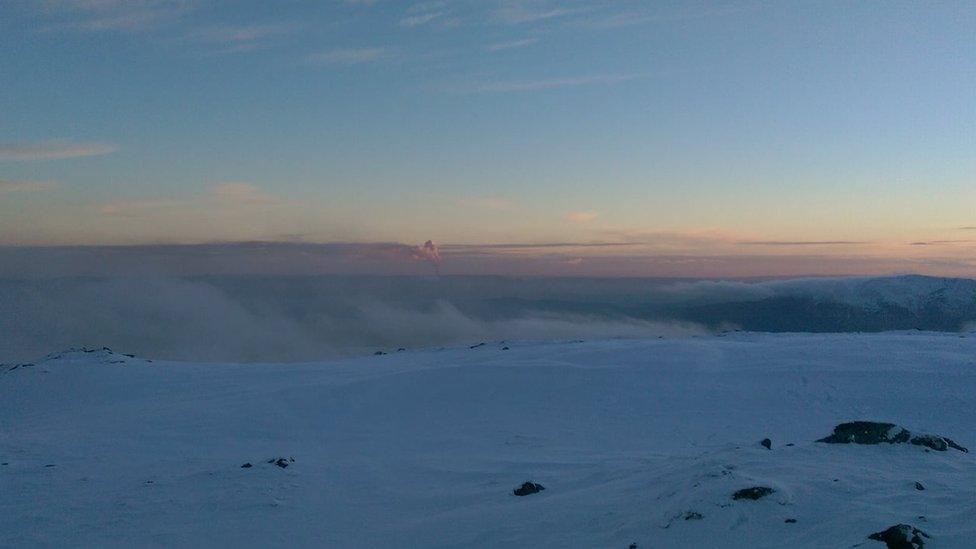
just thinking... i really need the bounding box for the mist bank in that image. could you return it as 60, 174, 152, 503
2, 274, 975, 363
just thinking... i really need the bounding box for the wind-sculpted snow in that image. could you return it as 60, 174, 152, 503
2, 333, 974, 547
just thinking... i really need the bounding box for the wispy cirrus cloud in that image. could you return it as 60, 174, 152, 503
97, 198, 185, 216
910, 240, 976, 246
492, 2, 586, 24
96, 182, 282, 216
306, 47, 392, 66
580, 4, 757, 30
400, 11, 444, 27
40, 0, 197, 32
0, 179, 59, 193
187, 23, 297, 54
487, 37, 538, 51
211, 182, 281, 205
740, 240, 870, 247
456, 196, 513, 210
0, 140, 117, 162
463, 73, 639, 93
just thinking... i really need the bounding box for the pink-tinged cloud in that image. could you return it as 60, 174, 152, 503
457, 196, 513, 210
211, 182, 279, 204
0, 179, 58, 193
345, 241, 441, 267
0, 140, 117, 161
565, 211, 598, 223
414, 240, 442, 264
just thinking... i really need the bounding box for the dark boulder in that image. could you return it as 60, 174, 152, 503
868, 524, 929, 548
760, 438, 772, 450
914, 481, 924, 491
241, 463, 252, 468
732, 486, 774, 500
513, 482, 545, 496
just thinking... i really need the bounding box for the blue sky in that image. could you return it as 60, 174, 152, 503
1, 1, 975, 276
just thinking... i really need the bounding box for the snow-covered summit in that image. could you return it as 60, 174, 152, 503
2, 333, 974, 547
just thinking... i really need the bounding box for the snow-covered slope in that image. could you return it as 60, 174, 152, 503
2, 334, 974, 548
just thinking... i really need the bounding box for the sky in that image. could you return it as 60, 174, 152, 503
1, 0, 975, 277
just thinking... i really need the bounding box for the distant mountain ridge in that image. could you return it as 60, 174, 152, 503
667, 275, 976, 333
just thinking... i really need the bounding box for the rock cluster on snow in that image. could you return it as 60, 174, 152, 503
817, 421, 968, 452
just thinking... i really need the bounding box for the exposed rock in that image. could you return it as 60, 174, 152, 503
817, 421, 909, 444
373, 351, 386, 356
267, 457, 292, 468
683, 511, 703, 520
469, 342, 486, 349
909, 433, 968, 453
760, 438, 772, 450
241, 463, 252, 468
868, 524, 929, 548
732, 486, 774, 500
817, 421, 968, 452
502, 346, 510, 351
914, 481, 924, 491
513, 481, 544, 496
785, 518, 797, 523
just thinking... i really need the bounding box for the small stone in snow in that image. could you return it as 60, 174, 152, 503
914, 481, 925, 491
513, 482, 544, 496
732, 486, 774, 500
241, 463, 253, 468
274, 458, 290, 468
785, 518, 797, 523
683, 511, 703, 520
761, 438, 772, 450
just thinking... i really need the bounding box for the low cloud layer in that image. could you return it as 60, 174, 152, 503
0, 276, 705, 363
2, 273, 975, 364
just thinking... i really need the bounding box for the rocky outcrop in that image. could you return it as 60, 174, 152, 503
868, 524, 929, 548
817, 422, 967, 452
